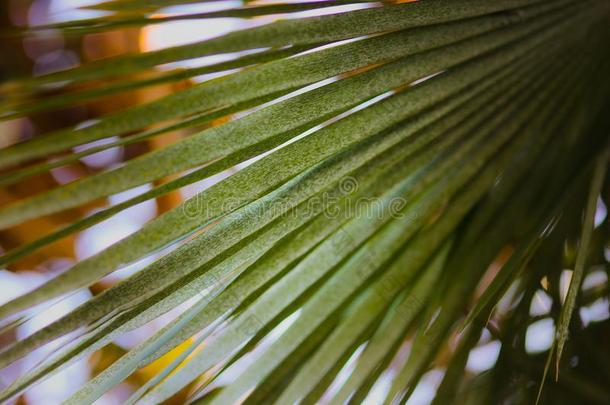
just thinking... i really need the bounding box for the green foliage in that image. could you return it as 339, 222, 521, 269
0, 0, 609, 403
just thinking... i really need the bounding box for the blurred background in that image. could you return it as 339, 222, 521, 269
0, 1, 608, 404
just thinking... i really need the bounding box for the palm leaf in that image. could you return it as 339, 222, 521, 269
1, 0, 609, 403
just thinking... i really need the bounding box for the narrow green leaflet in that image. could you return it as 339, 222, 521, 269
555, 146, 610, 373
0, 46, 313, 120
27, 1, 376, 36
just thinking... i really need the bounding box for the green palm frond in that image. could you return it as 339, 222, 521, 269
0, 0, 609, 403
